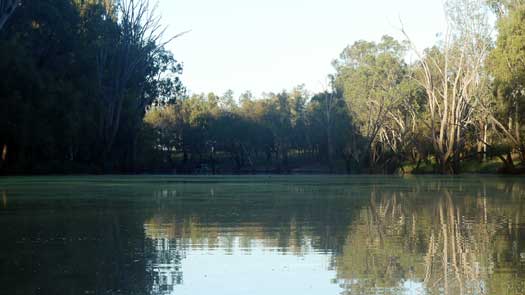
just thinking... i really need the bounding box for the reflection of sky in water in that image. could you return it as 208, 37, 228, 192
145, 231, 340, 295
145, 233, 432, 295
179, 245, 339, 295
2, 176, 525, 295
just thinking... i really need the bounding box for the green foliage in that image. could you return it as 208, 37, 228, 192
143, 87, 357, 173
490, 3, 525, 112
487, 1, 525, 167
333, 36, 423, 172
1, 0, 524, 174
0, 0, 183, 173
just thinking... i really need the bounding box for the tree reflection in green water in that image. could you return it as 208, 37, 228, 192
0, 176, 524, 295
334, 181, 525, 295
142, 177, 525, 295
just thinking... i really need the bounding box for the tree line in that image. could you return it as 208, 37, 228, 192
0, 0, 184, 173
1, 0, 524, 174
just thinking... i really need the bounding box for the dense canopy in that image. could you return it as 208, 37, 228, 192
0, 0, 524, 174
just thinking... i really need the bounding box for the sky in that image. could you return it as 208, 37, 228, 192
157, 0, 447, 97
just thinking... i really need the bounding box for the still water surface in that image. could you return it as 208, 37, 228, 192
0, 175, 524, 295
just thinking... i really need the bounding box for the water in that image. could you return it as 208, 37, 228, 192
0, 175, 524, 295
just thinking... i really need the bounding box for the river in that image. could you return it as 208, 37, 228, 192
1, 175, 524, 294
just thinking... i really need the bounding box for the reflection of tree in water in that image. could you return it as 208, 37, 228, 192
140, 181, 363, 294
142, 178, 525, 295
145, 182, 359, 256
142, 213, 326, 295
335, 181, 525, 295
144, 217, 185, 295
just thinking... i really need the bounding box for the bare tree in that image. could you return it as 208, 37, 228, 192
403, 0, 492, 173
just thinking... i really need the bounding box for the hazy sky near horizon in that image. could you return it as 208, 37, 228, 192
158, 0, 447, 97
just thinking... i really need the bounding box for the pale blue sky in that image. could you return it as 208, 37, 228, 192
158, 0, 447, 97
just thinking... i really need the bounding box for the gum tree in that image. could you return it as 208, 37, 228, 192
403, 0, 492, 173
